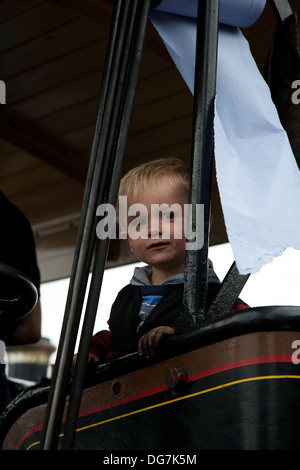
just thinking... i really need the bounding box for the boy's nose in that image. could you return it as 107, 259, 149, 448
149, 216, 162, 239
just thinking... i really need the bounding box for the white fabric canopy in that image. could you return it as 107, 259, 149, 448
151, 0, 300, 274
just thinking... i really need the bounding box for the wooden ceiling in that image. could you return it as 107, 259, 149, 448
0, 0, 298, 283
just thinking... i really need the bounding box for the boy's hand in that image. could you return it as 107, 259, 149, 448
71, 352, 100, 379
138, 326, 175, 358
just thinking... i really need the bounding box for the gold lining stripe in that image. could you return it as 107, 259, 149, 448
26, 374, 300, 450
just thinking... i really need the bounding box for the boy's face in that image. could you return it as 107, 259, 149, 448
121, 176, 188, 277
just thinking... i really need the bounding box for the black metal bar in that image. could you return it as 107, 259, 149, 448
270, 0, 293, 24
207, 262, 250, 321
40, 0, 128, 450
183, 0, 220, 323
61, 0, 152, 450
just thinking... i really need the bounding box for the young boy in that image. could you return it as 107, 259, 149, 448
73, 157, 248, 372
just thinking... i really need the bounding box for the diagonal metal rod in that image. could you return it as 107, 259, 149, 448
183, 0, 220, 323
40, 0, 132, 450
61, 0, 153, 450
269, 0, 293, 24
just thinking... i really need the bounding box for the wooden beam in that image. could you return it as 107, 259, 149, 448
0, 107, 87, 184
48, 0, 113, 27
48, 0, 171, 61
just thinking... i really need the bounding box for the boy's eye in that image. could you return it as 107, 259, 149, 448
137, 219, 146, 228
162, 212, 175, 222
133, 217, 147, 229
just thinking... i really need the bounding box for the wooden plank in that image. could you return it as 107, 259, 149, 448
122, 139, 192, 175
1, 17, 106, 80
131, 90, 193, 134
0, 1, 77, 53
17, 62, 174, 127
126, 114, 193, 160
6, 41, 106, 103
0, 108, 87, 183
58, 125, 94, 153
7, 40, 170, 105
49, 0, 113, 27
0, 137, 21, 155
13, 64, 185, 156
0, 163, 67, 199
33, 98, 99, 135
58, 89, 192, 153
135, 67, 188, 107
78, 139, 192, 168
49, 0, 172, 62
11, 68, 103, 119
0, 149, 41, 179
0, 0, 44, 24
16, 180, 84, 224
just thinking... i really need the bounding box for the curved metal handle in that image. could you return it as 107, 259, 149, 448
0, 263, 38, 325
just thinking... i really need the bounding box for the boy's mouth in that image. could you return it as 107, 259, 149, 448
148, 241, 170, 250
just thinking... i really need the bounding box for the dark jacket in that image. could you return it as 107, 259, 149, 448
90, 282, 248, 359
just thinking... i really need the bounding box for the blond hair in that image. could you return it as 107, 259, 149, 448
119, 157, 190, 200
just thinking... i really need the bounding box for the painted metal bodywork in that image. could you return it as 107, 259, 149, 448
1, 306, 300, 450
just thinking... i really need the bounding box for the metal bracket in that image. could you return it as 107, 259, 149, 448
206, 262, 250, 321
